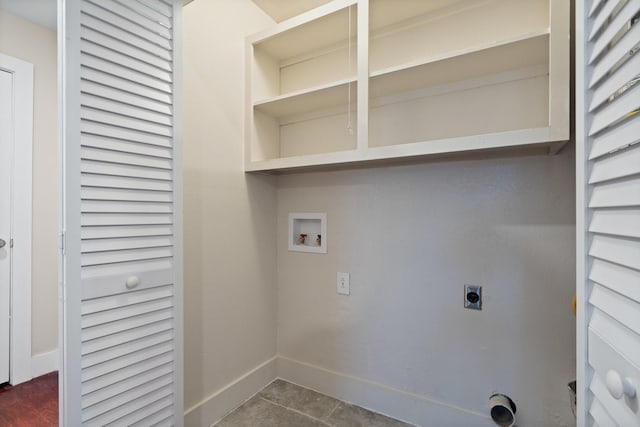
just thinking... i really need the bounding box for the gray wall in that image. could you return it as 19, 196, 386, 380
183, 0, 277, 412
276, 149, 576, 426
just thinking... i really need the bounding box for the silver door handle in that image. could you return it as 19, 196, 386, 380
0, 238, 5, 248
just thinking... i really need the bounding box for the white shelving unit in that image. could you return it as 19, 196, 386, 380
245, 0, 569, 172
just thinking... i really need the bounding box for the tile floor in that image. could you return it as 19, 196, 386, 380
214, 379, 413, 427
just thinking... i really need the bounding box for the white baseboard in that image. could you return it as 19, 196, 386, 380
184, 356, 277, 427
277, 356, 494, 427
184, 355, 495, 427
31, 349, 58, 378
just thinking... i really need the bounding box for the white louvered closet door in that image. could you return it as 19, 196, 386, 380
60, 0, 183, 425
576, 0, 640, 426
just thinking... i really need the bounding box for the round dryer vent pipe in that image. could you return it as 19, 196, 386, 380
488, 394, 517, 427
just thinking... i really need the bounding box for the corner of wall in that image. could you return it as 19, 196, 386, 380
276, 356, 494, 427
31, 350, 59, 379
184, 357, 277, 427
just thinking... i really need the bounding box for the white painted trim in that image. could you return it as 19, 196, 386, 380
0, 52, 34, 386
184, 357, 278, 427
547, 0, 570, 141
59, 1, 84, 425
277, 356, 494, 427
31, 350, 59, 378
172, 1, 185, 424
574, 2, 590, 425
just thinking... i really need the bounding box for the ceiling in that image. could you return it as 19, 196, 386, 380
0, 0, 331, 32
251, 0, 332, 23
0, 0, 57, 30
0, 0, 196, 31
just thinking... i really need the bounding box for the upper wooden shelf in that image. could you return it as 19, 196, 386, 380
249, 0, 357, 61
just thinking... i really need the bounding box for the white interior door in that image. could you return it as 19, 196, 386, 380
576, 0, 640, 425
60, 0, 183, 425
0, 68, 12, 385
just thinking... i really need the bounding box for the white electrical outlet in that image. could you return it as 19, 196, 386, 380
337, 272, 350, 295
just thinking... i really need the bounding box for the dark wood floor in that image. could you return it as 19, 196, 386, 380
0, 372, 58, 426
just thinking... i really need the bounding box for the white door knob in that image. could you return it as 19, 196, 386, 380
126, 275, 140, 289
605, 370, 636, 399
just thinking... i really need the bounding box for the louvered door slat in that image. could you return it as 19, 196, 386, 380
81, 134, 173, 157
81, 146, 173, 169
85, 0, 172, 39
82, 364, 174, 408
81, 60, 173, 97
81, 247, 173, 267
589, 235, 640, 270
590, 258, 640, 302
82, 121, 173, 146
81, 57, 172, 95
589, 0, 640, 62
80, 13, 172, 64
137, 0, 173, 18
93, 390, 174, 427
578, 0, 640, 424
589, 111, 640, 158
590, 22, 640, 88
81, 187, 173, 202
589, 143, 640, 182
590, 309, 640, 366
82, 322, 173, 357
81, 1, 172, 49
81, 94, 172, 126
82, 330, 174, 368
82, 200, 173, 214
82, 298, 173, 328
62, 0, 182, 424
119, 396, 175, 427
81, 163, 173, 182
589, 0, 623, 39
82, 324, 173, 362
82, 378, 173, 424
589, 177, 640, 207
590, 285, 640, 335
81, 213, 172, 226
588, 83, 640, 135
81, 108, 172, 137
589, 209, 640, 237
589, 49, 640, 111
82, 285, 174, 313
82, 38, 171, 82
590, 0, 606, 16
80, 37, 172, 82
113, 0, 173, 29
82, 224, 173, 239
81, 81, 172, 115
81, 174, 172, 191
82, 353, 173, 394
82, 236, 173, 253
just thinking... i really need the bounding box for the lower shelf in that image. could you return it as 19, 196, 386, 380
244, 127, 568, 173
